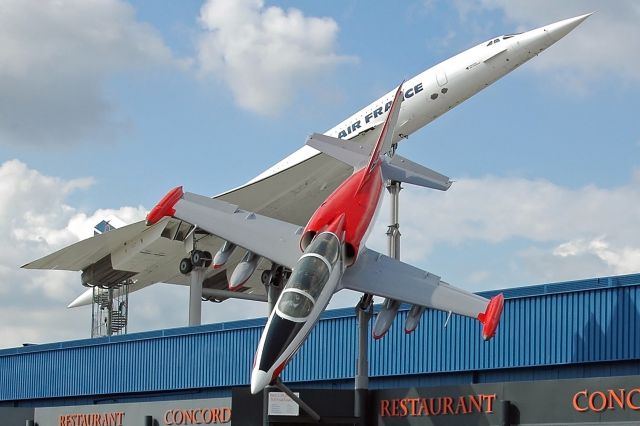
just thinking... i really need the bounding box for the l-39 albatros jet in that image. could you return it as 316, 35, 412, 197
146, 83, 503, 393
24, 14, 590, 344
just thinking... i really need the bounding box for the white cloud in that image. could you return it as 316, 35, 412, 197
452, 0, 640, 87
0, 0, 178, 146
0, 160, 146, 348
196, 0, 355, 114
367, 171, 640, 287
553, 237, 640, 275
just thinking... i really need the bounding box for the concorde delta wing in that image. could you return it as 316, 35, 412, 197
171, 192, 303, 271
339, 248, 489, 320
22, 220, 150, 271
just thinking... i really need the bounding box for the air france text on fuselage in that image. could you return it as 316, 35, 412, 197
337, 82, 424, 139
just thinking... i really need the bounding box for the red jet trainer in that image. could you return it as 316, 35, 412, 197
147, 84, 504, 394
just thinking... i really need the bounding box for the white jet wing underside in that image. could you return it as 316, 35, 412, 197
340, 248, 489, 319
173, 193, 303, 270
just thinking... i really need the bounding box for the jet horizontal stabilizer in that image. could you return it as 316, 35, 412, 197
306, 133, 370, 170
381, 155, 452, 191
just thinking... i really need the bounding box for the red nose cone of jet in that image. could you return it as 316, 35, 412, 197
146, 186, 183, 225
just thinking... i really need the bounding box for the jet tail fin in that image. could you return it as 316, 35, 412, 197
305, 81, 404, 173
364, 83, 404, 172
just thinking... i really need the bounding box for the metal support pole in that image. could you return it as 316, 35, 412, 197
387, 180, 401, 260
262, 276, 283, 425
274, 379, 321, 422
188, 267, 205, 326
354, 298, 372, 421
355, 304, 371, 390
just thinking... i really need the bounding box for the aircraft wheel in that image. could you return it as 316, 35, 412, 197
191, 250, 204, 267
203, 251, 213, 268
261, 270, 271, 285
179, 258, 193, 275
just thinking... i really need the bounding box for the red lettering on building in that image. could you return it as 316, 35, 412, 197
58, 412, 125, 426
418, 398, 429, 416
163, 408, 231, 425
484, 394, 496, 413
442, 397, 454, 415
380, 400, 391, 417
379, 394, 497, 418
589, 391, 607, 412
468, 394, 483, 413
455, 396, 468, 414
608, 389, 625, 410
573, 390, 588, 412
628, 389, 640, 410
573, 387, 640, 413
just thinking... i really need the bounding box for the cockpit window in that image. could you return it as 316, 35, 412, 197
287, 256, 330, 299
503, 35, 514, 40
487, 40, 493, 46
305, 232, 340, 264
278, 291, 313, 319
494, 38, 500, 43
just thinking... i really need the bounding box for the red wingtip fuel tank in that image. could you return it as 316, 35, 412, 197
478, 293, 505, 340
146, 186, 184, 225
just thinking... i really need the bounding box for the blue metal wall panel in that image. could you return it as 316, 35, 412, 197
1, 273, 639, 402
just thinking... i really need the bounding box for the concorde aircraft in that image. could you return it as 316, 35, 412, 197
23, 13, 591, 335
145, 84, 505, 393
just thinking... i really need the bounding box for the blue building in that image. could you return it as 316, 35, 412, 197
1, 273, 639, 425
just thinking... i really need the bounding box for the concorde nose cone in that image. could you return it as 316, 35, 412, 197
251, 369, 271, 394
543, 13, 593, 42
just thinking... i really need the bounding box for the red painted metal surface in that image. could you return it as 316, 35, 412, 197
478, 293, 505, 340
145, 186, 184, 225
304, 166, 383, 264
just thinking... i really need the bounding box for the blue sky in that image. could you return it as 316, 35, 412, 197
0, 0, 639, 348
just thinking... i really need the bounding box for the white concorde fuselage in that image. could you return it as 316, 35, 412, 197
245, 13, 591, 187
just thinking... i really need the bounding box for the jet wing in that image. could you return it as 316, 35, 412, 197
339, 248, 489, 319
171, 192, 303, 270
23, 220, 151, 271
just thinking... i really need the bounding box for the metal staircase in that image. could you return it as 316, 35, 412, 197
91, 282, 129, 337
88, 218, 131, 338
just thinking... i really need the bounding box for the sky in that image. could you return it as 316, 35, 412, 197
0, 0, 639, 349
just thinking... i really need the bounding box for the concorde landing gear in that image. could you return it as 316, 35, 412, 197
179, 249, 212, 275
